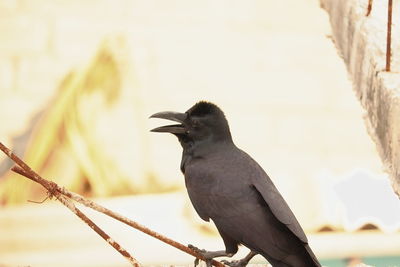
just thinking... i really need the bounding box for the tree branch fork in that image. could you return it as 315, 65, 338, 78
0, 142, 226, 267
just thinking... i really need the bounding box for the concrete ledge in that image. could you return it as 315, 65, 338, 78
321, 0, 400, 196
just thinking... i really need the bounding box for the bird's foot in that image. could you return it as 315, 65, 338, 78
189, 244, 213, 267
221, 251, 257, 267
221, 259, 249, 267
188, 244, 232, 267
188, 244, 207, 256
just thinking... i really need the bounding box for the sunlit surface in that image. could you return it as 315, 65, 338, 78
0, 0, 399, 266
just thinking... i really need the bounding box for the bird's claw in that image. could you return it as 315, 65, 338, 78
193, 257, 212, 267
189, 244, 207, 254
189, 244, 213, 267
221, 259, 248, 267
194, 257, 200, 267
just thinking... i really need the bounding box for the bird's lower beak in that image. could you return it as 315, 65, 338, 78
149, 111, 187, 134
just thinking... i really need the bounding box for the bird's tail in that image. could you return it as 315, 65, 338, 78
260, 244, 321, 267
304, 243, 321, 267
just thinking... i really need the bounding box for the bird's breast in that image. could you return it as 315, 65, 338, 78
183, 154, 262, 219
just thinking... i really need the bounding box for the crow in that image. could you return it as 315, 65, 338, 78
150, 101, 321, 267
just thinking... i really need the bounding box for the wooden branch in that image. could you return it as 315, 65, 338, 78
1, 142, 226, 267
53, 193, 140, 267
0, 142, 141, 267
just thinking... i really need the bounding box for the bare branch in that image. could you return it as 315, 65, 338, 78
55, 193, 141, 267
0, 142, 140, 267
12, 165, 226, 267
1, 142, 226, 267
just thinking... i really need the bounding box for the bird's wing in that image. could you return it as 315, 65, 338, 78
185, 178, 256, 222
185, 148, 308, 244
185, 158, 261, 222
252, 173, 308, 243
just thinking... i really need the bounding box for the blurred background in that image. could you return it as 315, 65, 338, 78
0, 0, 399, 266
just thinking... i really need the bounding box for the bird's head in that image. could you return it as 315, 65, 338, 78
150, 101, 233, 145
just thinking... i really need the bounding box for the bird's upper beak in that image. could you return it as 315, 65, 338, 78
149, 111, 187, 134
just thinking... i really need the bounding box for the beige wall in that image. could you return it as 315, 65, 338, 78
0, 0, 389, 229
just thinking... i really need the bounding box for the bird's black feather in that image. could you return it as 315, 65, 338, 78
150, 101, 321, 267
187, 101, 226, 118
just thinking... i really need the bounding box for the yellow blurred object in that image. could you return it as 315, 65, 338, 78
0, 40, 164, 204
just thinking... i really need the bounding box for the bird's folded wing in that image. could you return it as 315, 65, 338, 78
252, 178, 308, 244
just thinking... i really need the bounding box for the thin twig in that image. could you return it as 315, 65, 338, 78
386, 0, 393, 72
0, 142, 140, 267
27, 195, 50, 204
1, 142, 226, 267
12, 165, 226, 267
55, 194, 140, 267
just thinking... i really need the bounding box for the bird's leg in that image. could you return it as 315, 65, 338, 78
221, 251, 258, 267
188, 244, 234, 267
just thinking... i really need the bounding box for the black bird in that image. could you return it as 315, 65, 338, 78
150, 101, 321, 267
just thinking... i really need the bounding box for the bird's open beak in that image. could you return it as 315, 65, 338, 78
149, 111, 187, 134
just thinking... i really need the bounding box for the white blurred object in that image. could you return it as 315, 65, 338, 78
334, 169, 400, 233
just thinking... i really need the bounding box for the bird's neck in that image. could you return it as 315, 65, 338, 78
185, 139, 234, 158
179, 138, 234, 173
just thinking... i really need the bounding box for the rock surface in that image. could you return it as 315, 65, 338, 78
321, 0, 400, 196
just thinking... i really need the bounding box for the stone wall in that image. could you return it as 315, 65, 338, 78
321, 0, 400, 196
